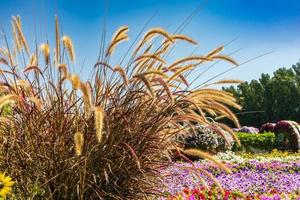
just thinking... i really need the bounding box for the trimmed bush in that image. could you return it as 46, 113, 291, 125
232, 132, 276, 152
274, 120, 300, 150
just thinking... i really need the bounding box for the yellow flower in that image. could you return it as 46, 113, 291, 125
0, 173, 14, 199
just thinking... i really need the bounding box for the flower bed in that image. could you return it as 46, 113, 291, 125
160, 151, 300, 199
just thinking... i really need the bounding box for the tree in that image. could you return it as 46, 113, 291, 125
223, 61, 300, 127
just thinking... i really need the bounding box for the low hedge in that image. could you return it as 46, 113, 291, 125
233, 132, 276, 152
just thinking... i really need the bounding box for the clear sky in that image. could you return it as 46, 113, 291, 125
0, 0, 299, 84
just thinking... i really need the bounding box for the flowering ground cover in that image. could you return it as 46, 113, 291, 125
160, 151, 300, 200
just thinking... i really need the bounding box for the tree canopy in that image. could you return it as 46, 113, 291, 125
223, 61, 300, 127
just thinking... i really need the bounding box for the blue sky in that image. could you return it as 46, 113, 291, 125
0, 0, 300, 84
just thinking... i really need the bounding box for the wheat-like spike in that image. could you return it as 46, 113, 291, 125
113, 66, 129, 86
55, 15, 60, 64
203, 101, 240, 127
106, 34, 129, 57
206, 45, 224, 57
70, 74, 81, 90
152, 78, 173, 103
143, 28, 173, 42
0, 94, 20, 108
134, 70, 167, 79
62, 35, 75, 63
134, 74, 154, 96
0, 58, 9, 66
204, 96, 241, 110
0, 48, 14, 66
202, 79, 243, 88
74, 132, 84, 156
168, 56, 211, 70
39, 43, 50, 65
13, 16, 29, 55
11, 21, 21, 52
57, 63, 68, 80
134, 27, 174, 54
163, 67, 190, 86
29, 54, 37, 66
172, 34, 198, 45
167, 65, 194, 83
79, 82, 92, 114
27, 97, 42, 111
111, 26, 129, 42
172, 113, 205, 124
190, 89, 235, 99
134, 53, 166, 64
156, 42, 172, 56
183, 148, 231, 174
23, 65, 43, 75
95, 106, 104, 143
190, 93, 241, 110
210, 55, 238, 66
94, 62, 114, 70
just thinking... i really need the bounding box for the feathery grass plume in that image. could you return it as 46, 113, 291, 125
23, 65, 43, 75
79, 82, 92, 114
106, 27, 129, 56
0, 58, 9, 66
210, 55, 239, 66
62, 35, 75, 63
0, 94, 20, 108
134, 70, 167, 79
113, 66, 129, 86
74, 132, 84, 156
11, 21, 21, 52
12, 16, 29, 55
152, 78, 173, 103
57, 63, 68, 79
94, 106, 104, 143
39, 43, 50, 65
167, 65, 194, 83
202, 79, 242, 88
70, 74, 81, 90
55, 15, 60, 64
112, 26, 129, 41
135, 27, 174, 54
206, 45, 224, 57
183, 148, 232, 174
27, 97, 42, 111
193, 95, 242, 111
29, 54, 37, 66
172, 34, 198, 45
190, 88, 235, 100
134, 53, 166, 64
168, 56, 211, 70
134, 74, 155, 96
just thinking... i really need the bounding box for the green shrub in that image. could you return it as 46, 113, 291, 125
232, 132, 276, 152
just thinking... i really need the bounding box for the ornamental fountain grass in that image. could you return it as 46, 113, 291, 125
0, 16, 240, 199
